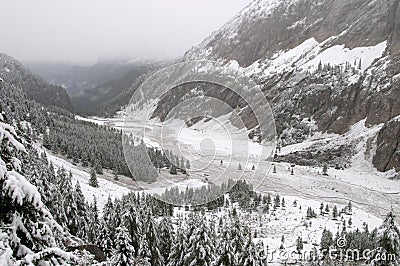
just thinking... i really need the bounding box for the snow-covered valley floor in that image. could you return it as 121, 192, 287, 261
74, 115, 400, 220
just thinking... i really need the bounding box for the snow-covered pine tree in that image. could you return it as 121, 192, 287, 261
238, 233, 262, 266
214, 228, 235, 266
347, 201, 352, 214
64, 180, 79, 235
183, 216, 215, 266
111, 226, 136, 266
230, 218, 247, 264
89, 168, 99, 187
49, 173, 68, 229
113, 170, 119, 181
158, 217, 174, 264
325, 204, 330, 214
124, 206, 141, 256
74, 181, 88, 239
111, 198, 124, 239
22, 149, 53, 209
332, 205, 338, 220
320, 229, 334, 251
139, 211, 164, 266
86, 196, 99, 243
97, 220, 113, 259
0, 118, 77, 264
374, 210, 400, 265
125, 141, 158, 183
167, 222, 187, 266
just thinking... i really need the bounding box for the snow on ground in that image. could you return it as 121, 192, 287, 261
254, 195, 382, 259
174, 193, 382, 264
161, 113, 265, 160
73, 114, 399, 219
278, 118, 400, 194
244, 38, 387, 78
75, 115, 106, 126
144, 174, 206, 195
246, 37, 320, 76
304, 41, 387, 72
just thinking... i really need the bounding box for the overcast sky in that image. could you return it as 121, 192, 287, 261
0, 0, 251, 64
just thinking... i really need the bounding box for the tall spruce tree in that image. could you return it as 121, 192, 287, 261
230, 218, 247, 264
97, 220, 113, 259
124, 206, 141, 256
183, 216, 215, 266
167, 222, 187, 266
140, 211, 164, 266
74, 181, 88, 239
214, 228, 235, 266
158, 217, 174, 264
111, 226, 136, 266
89, 168, 99, 187
375, 210, 400, 265
238, 234, 262, 266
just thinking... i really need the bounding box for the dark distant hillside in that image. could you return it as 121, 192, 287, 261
25, 61, 73, 81
0, 53, 74, 111
51, 60, 140, 96
72, 62, 160, 113
90, 74, 147, 117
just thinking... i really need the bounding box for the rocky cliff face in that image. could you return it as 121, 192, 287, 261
180, 0, 400, 173
374, 117, 400, 173
0, 53, 74, 111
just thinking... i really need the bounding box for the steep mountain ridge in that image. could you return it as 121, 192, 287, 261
181, 0, 400, 173
0, 53, 74, 111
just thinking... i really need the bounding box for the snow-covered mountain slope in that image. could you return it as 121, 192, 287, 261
184, 0, 397, 67
179, 0, 400, 175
